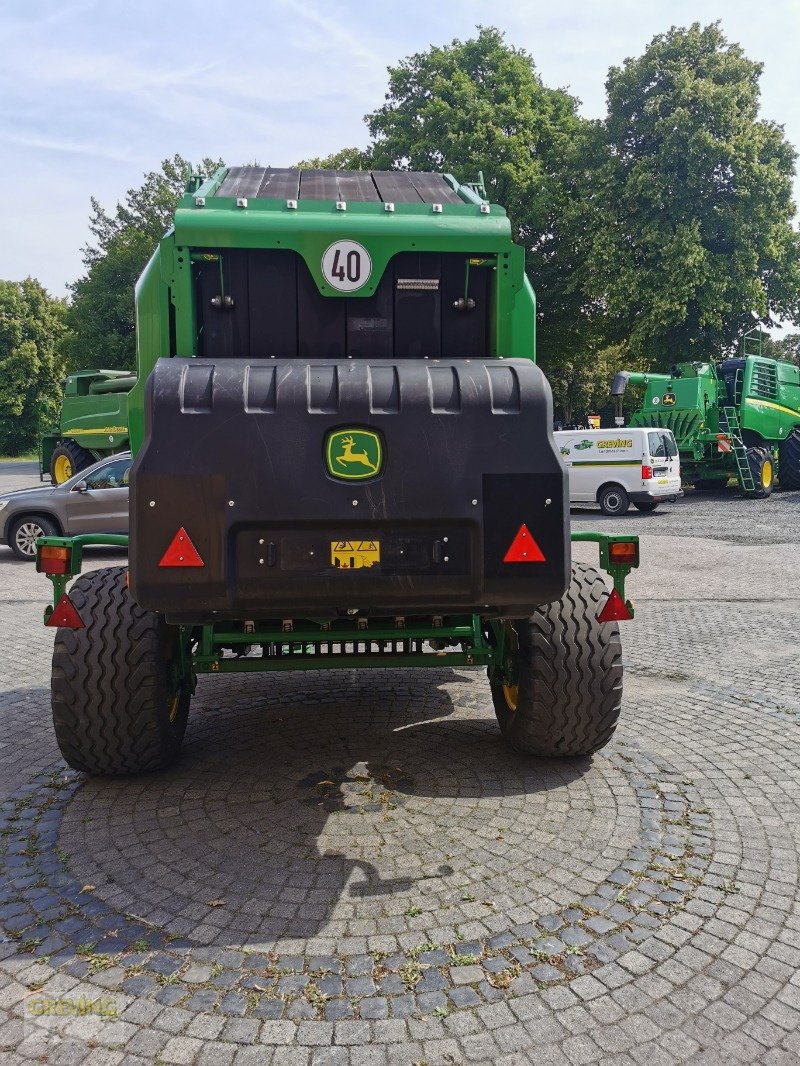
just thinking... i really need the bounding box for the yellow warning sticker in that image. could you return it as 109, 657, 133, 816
330, 540, 380, 569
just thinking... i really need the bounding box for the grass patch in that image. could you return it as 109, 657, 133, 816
0, 452, 38, 463
399, 961, 423, 989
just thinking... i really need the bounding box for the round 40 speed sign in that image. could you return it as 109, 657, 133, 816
321, 240, 372, 292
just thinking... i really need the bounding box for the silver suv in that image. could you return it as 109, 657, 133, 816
0, 453, 130, 560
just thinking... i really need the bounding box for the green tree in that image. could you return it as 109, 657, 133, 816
63, 154, 223, 372
589, 22, 800, 367
0, 279, 69, 454
763, 331, 800, 367
365, 27, 599, 375
296, 147, 373, 169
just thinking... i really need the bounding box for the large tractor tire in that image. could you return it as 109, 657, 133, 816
50, 439, 94, 484
744, 446, 774, 498
52, 566, 191, 775
490, 563, 623, 757
778, 428, 800, 490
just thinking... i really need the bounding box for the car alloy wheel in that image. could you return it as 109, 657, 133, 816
14, 520, 47, 558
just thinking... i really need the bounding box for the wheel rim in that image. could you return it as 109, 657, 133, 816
167, 694, 181, 723
14, 521, 44, 557
500, 623, 519, 712
605, 492, 621, 512
165, 628, 189, 724
53, 455, 73, 483
762, 459, 773, 489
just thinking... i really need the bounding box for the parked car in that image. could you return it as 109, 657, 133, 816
554, 428, 682, 515
0, 453, 130, 560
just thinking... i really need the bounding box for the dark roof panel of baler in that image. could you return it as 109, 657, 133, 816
213, 167, 464, 204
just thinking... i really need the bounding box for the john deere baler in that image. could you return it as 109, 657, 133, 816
38, 167, 638, 775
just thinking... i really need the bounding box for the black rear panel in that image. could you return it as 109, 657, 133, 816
130, 358, 569, 622
193, 250, 489, 361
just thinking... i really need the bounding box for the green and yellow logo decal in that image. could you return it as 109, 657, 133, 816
326, 428, 383, 481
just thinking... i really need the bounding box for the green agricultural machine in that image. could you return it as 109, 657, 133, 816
612, 336, 800, 497
37, 166, 639, 776
40, 369, 135, 483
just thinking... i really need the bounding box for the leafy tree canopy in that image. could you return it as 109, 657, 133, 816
365, 27, 601, 389
296, 147, 373, 169
63, 154, 223, 372
0, 279, 69, 454
366, 28, 582, 237
589, 22, 800, 367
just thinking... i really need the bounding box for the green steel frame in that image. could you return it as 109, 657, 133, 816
36, 532, 638, 691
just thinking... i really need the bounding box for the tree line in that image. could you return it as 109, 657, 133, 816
2, 21, 798, 453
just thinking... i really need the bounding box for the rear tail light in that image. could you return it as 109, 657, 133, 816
609, 541, 639, 566
39, 545, 71, 575
641, 465, 653, 480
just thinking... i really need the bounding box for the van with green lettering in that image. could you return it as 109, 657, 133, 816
556, 427, 682, 515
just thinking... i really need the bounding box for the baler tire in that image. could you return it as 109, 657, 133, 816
51, 566, 190, 775
633, 501, 659, 512
744, 446, 774, 498
490, 563, 623, 757
693, 479, 725, 491
778, 428, 800, 490
50, 439, 93, 484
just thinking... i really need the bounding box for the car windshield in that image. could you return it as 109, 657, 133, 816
83, 458, 132, 490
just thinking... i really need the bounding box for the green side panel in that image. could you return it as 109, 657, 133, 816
39, 434, 58, 475
739, 357, 800, 442
129, 247, 171, 456
59, 389, 131, 452
172, 200, 512, 301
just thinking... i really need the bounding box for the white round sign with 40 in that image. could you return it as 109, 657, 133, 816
321, 240, 372, 292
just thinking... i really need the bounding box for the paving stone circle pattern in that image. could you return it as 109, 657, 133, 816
0, 517, 799, 1063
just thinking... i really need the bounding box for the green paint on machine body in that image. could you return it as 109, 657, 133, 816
128, 167, 537, 456
615, 334, 800, 493
40, 370, 135, 477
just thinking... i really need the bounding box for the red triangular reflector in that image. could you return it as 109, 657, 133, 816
159, 527, 204, 568
45, 593, 84, 629
503, 523, 545, 563
598, 588, 633, 622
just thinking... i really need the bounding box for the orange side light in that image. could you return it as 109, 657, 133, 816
608, 541, 638, 565
39, 545, 70, 575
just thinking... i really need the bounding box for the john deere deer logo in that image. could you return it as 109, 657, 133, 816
326, 429, 383, 481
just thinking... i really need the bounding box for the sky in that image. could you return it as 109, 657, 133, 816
1, 0, 799, 297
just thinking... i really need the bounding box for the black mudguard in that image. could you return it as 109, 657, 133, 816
130, 358, 569, 622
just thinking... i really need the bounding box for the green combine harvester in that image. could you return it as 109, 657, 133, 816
36, 166, 639, 776
612, 334, 800, 497
41, 369, 135, 483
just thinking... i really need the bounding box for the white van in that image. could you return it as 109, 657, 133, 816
554, 427, 682, 516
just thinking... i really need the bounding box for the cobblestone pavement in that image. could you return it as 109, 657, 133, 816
0, 464, 799, 1063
